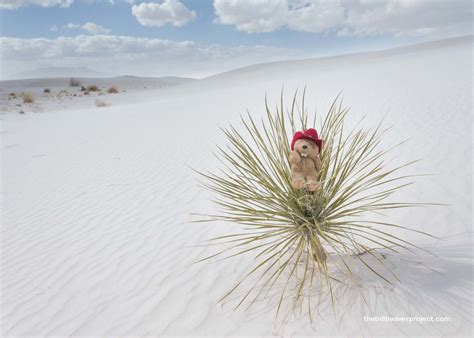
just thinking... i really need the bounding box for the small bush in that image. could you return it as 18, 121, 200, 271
95, 99, 108, 107
69, 78, 81, 87
87, 85, 100, 92
44, 88, 51, 93
198, 91, 433, 321
9, 92, 16, 97
107, 86, 118, 94
22, 93, 35, 103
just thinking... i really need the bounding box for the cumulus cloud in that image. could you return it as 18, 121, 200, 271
214, 0, 288, 33
64, 23, 81, 29
61, 22, 111, 34
82, 22, 111, 34
132, 0, 197, 27
213, 0, 472, 37
0, 0, 137, 8
0, 0, 73, 9
0, 35, 193, 61
0, 35, 300, 79
287, 0, 345, 33
339, 0, 473, 37
108, 0, 134, 4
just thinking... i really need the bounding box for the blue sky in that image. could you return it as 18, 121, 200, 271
2, 1, 393, 48
0, 0, 472, 79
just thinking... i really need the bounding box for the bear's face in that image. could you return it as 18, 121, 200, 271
294, 138, 320, 159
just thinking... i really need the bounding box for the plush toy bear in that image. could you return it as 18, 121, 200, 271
288, 128, 323, 191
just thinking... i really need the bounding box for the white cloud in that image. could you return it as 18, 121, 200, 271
339, 0, 473, 38
0, 0, 137, 9
64, 23, 81, 29
61, 22, 111, 34
0, 35, 196, 62
82, 22, 111, 34
214, 0, 288, 33
0, 35, 301, 79
0, 0, 73, 9
107, 0, 135, 4
132, 0, 197, 27
287, 0, 345, 33
213, 0, 472, 38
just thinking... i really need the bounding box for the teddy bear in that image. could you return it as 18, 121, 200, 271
288, 128, 323, 192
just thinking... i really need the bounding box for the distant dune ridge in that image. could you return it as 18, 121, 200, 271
1, 36, 472, 336
0, 75, 195, 89
11, 66, 112, 80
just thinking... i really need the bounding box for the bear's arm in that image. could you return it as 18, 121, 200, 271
288, 151, 301, 165
313, 156, 322, 172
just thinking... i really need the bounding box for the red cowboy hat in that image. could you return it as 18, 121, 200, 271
290, 128, 323, 151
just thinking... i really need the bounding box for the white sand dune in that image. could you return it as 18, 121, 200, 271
1, 36, 472, 337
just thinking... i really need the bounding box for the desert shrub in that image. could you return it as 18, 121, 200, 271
87, 85, 100, 92
43, 88, 51, 93
107, 85, 118, 94
57, 90, 68, 98
95, 99, 108, 107
198, 91, 433, 321
22, 93, 34, 103
69, 78, 81, 87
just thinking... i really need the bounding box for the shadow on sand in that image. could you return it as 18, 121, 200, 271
229, 237, 473, 336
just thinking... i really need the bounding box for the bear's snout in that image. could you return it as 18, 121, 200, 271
302, 145, 308, 149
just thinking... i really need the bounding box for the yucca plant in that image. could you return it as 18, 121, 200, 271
196, 90, 433, 322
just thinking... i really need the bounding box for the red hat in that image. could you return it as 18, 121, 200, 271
290, 128, 323, 151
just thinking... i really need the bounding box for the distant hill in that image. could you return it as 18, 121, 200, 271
0, 75, 197, 90
11, 66, 112, 80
